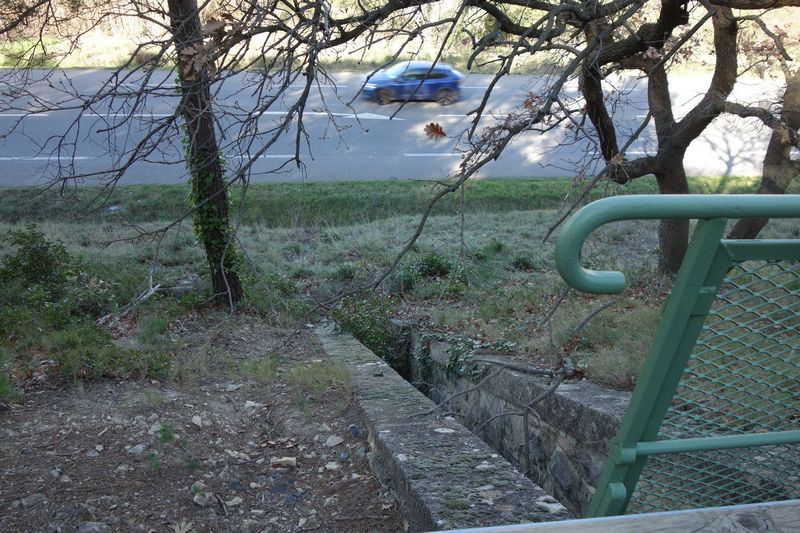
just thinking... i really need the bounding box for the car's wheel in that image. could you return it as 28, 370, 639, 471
377, 89, 393, 105
436, 89, 457, 106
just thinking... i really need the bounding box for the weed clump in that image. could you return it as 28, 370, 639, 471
332, 295, 397, 362
390, 252, 454, 293
0, 225, 169, 384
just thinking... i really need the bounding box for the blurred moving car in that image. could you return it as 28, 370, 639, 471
362, 61, 464, 105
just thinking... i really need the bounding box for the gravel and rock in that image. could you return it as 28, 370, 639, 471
0, 318, 404, 533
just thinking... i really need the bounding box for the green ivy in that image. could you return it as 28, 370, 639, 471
333, 295, 397, 361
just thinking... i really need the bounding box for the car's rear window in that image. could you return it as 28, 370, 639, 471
385, 63, 412, 78
385, 63, 452, 79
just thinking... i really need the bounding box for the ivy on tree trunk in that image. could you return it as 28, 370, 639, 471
167, 0, 243, 305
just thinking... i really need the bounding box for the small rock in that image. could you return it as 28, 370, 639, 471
127, 443, 148, 455
86, 450, 99, 458
355, 446, 367, 459
191, 415, 203, 428
49, 467, 63, 478
76, 522, 110, 533
192, 492, 214, 507
95, 445, 103, 452
324, 461, 340, 471
225, 496, 243, 507
21, 493, 48, 508
396, 454, 408, 462
244, 401, 264, 410
147, 423, 162, 435
319, 423, 332, 432
347, 424, 362, 438
224, 383, 243, 392
270, 456, 297, 468
59, 475, 72, 483
475, 461, 494, 471
434, 427, 456, 434
241, 519, 260, 532
338, 451, 350, 462
535, 495, 568, 514
324, 435, 344, 448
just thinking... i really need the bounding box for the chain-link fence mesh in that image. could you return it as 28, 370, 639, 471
629, 259, 800, 512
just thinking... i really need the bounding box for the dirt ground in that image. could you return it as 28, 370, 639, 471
0, 314, 405, 533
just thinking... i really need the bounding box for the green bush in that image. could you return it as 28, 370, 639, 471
389, 252, 453, 294
332, 295, 397, 360
510, 255, 540, 272
0, 225, 72, 287
473, 239, 506, 260
43, 322, 170, 381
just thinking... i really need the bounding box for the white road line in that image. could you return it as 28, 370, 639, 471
83, 113, 174, 118
289, 84, 346, 89
0, 156, 96, 161
461, 86, 490, 89
437, 113, 508, 118
0, 113, 50, 117
122, 84, 179, 91
403, 152, 461, 157
259, 111, 402, 121
231, 154, 295, 159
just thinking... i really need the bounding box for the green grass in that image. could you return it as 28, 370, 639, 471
0, 176, 796, 396
0, 176, 766, 227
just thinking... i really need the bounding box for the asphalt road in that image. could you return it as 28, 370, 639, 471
0, 69, 783, 186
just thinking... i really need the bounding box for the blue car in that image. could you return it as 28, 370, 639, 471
362, 61, 464, 105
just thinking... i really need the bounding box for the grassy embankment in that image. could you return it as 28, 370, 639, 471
2, 175, 794, 400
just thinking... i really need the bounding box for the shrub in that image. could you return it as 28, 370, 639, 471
473, 239, 506, 260
0, 225, 72, 288
415, 252, 452, 277
332, 295, 397, 361
389, 252, 453, 294
332, 264, 357, 281
510, 255, 540, 271
244, 271, 309, 324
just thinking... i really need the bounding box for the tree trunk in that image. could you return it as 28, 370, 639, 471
645, 8, 738, 273
655, 161, 690, 274
728, 70, 800, 239
167, 0, 243, 305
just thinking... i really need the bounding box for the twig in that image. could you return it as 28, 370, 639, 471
571, 299, 618, 337
416, 367, 503, 417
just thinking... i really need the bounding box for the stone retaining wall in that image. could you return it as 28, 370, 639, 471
316, 325, 571, 531
406, 329, 630, 515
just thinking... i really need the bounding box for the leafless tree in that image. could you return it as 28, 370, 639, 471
1, 0, 798, 308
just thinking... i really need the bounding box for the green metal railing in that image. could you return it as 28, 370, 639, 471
555, 194, 800, 517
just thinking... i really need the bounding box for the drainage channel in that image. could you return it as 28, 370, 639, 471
319, 324, 796, 530
394, 324, 796, 519
316, 325, 571, 532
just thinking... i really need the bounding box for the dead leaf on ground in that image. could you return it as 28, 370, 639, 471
424, 122, 446, 139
